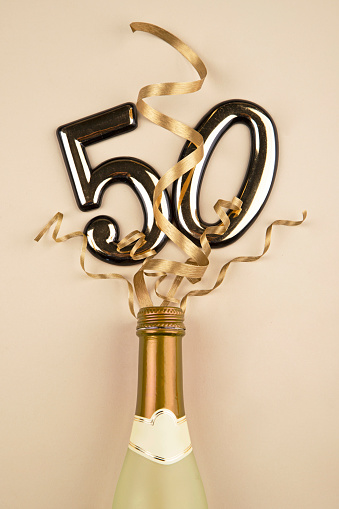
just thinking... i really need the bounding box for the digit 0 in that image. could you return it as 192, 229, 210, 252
172, 100, 278, 246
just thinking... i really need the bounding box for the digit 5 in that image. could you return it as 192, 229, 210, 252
57, 103, 171, 264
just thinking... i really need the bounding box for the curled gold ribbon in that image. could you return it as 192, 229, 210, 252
179, 211, 307, 312
129, 22, 307, 310
130, 22, 214, 307
34, 213, 137, 317
35, 23, 307, 317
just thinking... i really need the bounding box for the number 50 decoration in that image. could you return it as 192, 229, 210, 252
57, 99, 278, 265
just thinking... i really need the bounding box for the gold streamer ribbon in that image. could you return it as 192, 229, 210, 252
34, 213, 137, 317
179, 210, 307, 312
129, 22, 216, 307
35, 23, 307, 317
132, 26, 207, 249
128, 23, 307, 310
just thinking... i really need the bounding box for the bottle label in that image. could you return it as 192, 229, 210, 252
128, 408, 192, 465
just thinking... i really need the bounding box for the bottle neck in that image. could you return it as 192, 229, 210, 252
135, 307, 186, 419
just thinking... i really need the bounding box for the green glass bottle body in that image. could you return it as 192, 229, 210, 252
112, 306, 208, 508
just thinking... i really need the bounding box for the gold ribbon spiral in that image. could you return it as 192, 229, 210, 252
34, 213, 137, 317
35, 23, 307, 316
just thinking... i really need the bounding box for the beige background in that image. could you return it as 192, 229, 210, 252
1, 1, 338, 508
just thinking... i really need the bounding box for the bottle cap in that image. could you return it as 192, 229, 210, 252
136, 306, 185, 332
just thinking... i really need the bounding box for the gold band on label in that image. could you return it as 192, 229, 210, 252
128, 442, 192, 464
133, 410, 187, 425
34, 23, 307, 316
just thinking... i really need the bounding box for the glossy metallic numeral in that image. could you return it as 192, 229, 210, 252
83, 158, 171, 265
57, 103, 170, 265
173, 100, 278, 246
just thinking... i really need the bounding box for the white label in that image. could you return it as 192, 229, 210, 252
128, 408, 192, 465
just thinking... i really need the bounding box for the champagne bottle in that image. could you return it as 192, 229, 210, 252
112, 306, 208, 508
